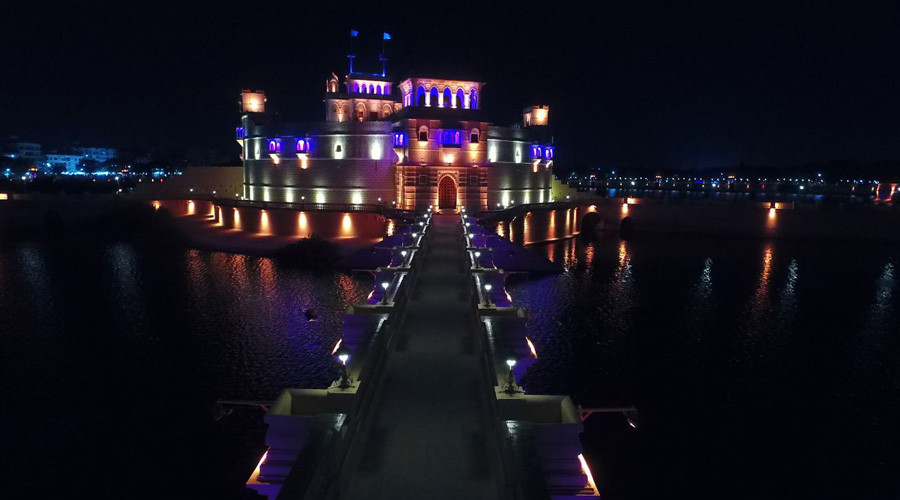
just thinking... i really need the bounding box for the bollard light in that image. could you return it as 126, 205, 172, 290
380, 281, 390, 304
411, 232, 418, 238
419, 221, 425, 227
400, 250, 407, 257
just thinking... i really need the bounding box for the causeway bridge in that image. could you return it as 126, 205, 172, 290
245, 211, 599, 500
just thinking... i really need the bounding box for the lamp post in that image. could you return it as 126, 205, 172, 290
484, 283, 492, 306
474, 251, 481, 268
504, 355, 519, 395
335, 346, 352, 390
380, 281, 390, 304
400, 250, 408, 265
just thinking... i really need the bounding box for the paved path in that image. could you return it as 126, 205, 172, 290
342, 214, 503, 500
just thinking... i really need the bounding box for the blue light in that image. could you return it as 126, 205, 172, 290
441, 130, 462, 146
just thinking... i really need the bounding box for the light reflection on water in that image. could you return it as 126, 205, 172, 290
510, 234, 900, 499
0, 240, 372, 498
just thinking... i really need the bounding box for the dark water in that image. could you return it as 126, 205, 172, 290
0, 239, 370, 499
2, 234, 898, 500
510, 235, 900, 500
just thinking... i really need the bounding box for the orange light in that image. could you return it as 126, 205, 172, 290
233, 207, 241, 229
621, 203, 629, 215
298, 212, 308, 234
246, 449, 269, 486
768, 207, 776, 219
187, 200, 195, 215
525, 337, 538, 358
386, 219, 395, 236
577, 454, 599, 496
151, 200, 160, 210
331, 338, 343, 355
341, 213, 352, 235
260, 210, 270, 234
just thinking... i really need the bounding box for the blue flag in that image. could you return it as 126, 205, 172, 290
383, 32, 391, 40
350, 29, 359, 37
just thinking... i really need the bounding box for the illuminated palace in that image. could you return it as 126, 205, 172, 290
237, 59, 555, 212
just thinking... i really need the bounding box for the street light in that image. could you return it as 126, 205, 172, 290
381, 281, 390, 304
334, 345, 352, 389
504, 354, 519, 394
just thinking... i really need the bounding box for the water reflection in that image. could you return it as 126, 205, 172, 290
508, 233, 900, 498
106, 243, 148, 331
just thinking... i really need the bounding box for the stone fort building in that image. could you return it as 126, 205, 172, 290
237, 55, 556, 212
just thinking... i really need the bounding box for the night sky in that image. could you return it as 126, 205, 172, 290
2, 1, 898, 169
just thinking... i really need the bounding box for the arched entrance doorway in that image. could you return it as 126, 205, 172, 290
438, 176, 457, 211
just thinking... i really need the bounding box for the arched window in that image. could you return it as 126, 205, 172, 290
429, 87, 438, 107
382, 104, 392, 117
381, 85, 386, 95
352, 82, 360, 93
328, 79, 337, 92
442, 88, 451, 108
470, 89, 477, 109
470, 128, 479, 143
456, 89, 464, 109
375, 85, 381, 95
416, 86, 426, 106
356, 103, 366, 122
418, 126, 428, 142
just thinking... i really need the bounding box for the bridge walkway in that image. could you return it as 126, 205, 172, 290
341, 214, 504, 500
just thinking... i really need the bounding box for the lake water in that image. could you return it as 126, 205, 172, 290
0, 238, 370, 499
1, 233, 897, 499
510, 234, 900, 500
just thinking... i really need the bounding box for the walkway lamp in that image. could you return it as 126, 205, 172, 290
484, 283, 492, 306
335, 345, 352, 389
381, 281, 390, 304
474, 251, 481, 268
504, 354, 519, 395
400, 250, 408, 265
